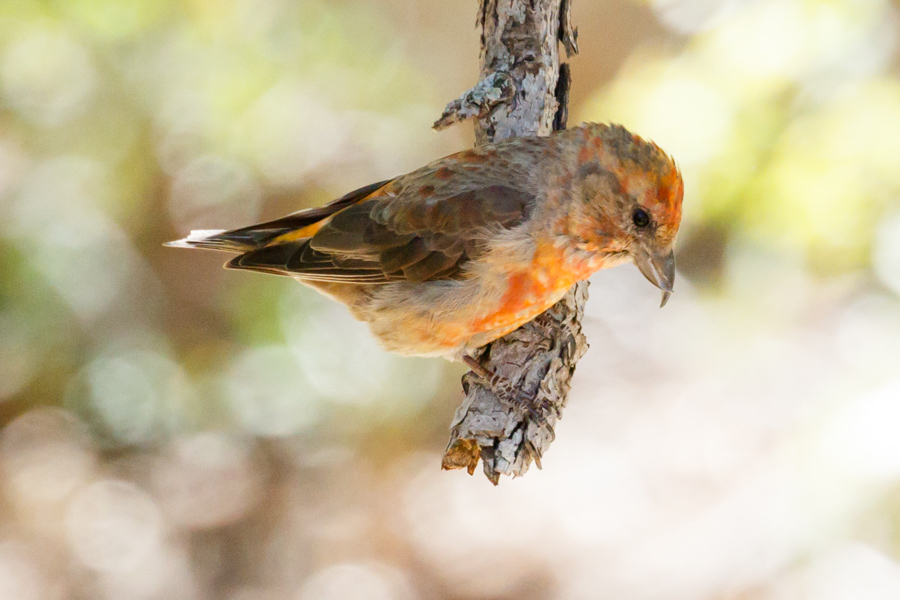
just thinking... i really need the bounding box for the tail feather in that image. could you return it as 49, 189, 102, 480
165, 178, 394, 254
164, 229, 256, 253
164, 229, 227, 249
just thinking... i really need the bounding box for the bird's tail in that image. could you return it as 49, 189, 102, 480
165, 178, 395, 254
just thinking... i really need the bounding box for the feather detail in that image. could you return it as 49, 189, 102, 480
164, 230, 231, 250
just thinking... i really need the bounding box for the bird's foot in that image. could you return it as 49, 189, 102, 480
462, 355, 554, 426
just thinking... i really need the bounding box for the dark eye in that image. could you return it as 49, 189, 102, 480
632, 208, 651, 228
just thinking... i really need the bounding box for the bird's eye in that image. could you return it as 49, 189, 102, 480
632, 208, 651, 228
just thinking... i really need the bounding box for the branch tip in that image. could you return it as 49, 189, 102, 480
433, 71, 514, 131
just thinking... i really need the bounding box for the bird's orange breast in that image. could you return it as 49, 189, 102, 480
381, 241, 610, 356
460, 242, 602, 343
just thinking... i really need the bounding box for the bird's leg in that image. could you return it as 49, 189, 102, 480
462, 355, 554, 425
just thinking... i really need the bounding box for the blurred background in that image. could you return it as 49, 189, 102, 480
2, 0, 900, 598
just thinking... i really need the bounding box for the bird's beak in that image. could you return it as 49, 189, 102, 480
632, 246, 676, 307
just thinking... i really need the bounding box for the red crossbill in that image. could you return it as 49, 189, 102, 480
168, 123, 683, 365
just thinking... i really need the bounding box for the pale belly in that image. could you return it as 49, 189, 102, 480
364, 282, 574, 359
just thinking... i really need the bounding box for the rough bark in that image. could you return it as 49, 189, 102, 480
434, 0, 584, 484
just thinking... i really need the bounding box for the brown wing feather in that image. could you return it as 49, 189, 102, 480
227, 140, 545, 282
230, 184, 534, 283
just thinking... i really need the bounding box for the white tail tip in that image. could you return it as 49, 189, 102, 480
164, 229, 226, 248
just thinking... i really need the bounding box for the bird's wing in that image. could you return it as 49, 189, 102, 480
227, 150, 539, 283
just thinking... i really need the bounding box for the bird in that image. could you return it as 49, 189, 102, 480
167, 123, 683, 378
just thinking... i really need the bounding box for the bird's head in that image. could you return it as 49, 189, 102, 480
565, 123, 684, 307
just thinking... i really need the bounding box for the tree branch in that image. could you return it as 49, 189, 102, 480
436, 0, 586, 483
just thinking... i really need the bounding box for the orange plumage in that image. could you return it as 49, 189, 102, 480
168, 123, 683, 359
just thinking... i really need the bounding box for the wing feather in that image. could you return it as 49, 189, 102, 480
227, 141, 544, 283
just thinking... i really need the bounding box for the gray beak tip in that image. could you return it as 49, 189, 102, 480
660, 290, 672, 308
633, 246, 676, 307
